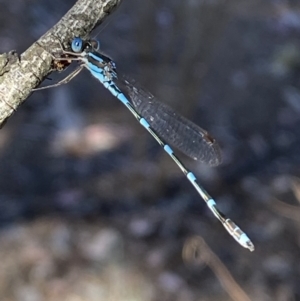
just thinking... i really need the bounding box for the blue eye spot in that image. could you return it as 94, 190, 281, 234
91, 39, 100, 51
71, 37, 83, 52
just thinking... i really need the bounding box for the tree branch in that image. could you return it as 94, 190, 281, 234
0, 0, 121, 127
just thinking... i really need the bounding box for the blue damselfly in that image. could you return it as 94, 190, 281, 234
34, 37, 254, 251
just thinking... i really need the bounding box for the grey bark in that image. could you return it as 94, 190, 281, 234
0, 0, 121, 127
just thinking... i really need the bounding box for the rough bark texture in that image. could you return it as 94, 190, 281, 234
0, 0, 121, 127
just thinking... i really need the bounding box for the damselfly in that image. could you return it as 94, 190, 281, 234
35, 37, 254, 251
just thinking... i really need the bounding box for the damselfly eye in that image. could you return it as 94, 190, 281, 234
90, 39, 100, 51
71, 37, 83, 53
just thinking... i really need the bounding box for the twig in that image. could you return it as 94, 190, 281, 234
0, 0, 121, 127
271, 198, 300, 222
183, 236, 253, 301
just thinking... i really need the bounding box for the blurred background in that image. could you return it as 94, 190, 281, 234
0, 0, 300, 300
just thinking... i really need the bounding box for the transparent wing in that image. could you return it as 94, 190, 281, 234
119, 76, 222, 166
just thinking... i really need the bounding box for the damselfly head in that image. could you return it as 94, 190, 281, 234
71, 37, 100, 53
